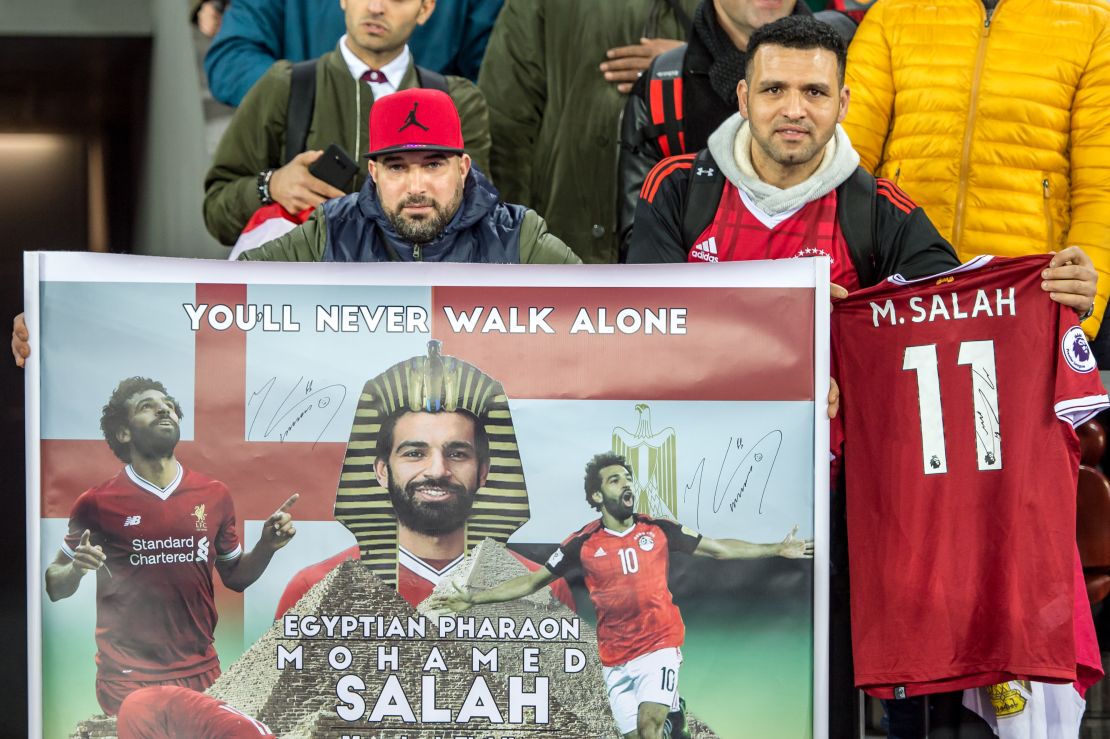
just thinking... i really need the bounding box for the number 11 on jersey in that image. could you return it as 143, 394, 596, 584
903, 340, 1002, 476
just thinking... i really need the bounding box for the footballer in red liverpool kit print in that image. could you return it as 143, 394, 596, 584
43, 376, 299, 715
430, 451, 814, 739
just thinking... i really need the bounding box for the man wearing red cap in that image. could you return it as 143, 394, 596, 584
238, 88, 580, 264
203, 0, 491, 248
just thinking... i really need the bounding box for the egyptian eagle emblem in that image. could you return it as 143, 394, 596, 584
612, 403, 677, 519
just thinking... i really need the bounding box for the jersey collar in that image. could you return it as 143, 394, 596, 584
124, 462, 183, 501
397, 545, 464, 585
889, 255, 994, 285
603, 521, 638, 537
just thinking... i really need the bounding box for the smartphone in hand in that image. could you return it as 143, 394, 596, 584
308, 144, 359, 189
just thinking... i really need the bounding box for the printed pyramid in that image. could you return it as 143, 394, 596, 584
209, 543, 620, 737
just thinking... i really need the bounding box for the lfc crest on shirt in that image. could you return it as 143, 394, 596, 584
987, 681, 1029, 717
192, 504, 208, 532
612, 403, 677, 519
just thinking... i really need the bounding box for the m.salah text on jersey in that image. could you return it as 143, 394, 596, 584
870, 288, 1016, 328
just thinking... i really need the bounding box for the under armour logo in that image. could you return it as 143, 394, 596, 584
696, 167, 715, 176
399, 103, 430, 133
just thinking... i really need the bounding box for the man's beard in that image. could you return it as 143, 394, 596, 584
385, 187, 464, 244
387, 467, 477, 536
603, 489, 635, 519
129, 418, 179, 460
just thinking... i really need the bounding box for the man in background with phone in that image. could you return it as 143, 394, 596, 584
203, 0, 490, 251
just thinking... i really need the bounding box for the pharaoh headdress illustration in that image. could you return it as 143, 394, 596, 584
333, 341, 529, 586
612, 403, 677, 519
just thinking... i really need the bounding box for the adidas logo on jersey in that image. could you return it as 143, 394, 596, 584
123, 515, 141, 527
690, 236, 718, 263
594, 547, 607, 557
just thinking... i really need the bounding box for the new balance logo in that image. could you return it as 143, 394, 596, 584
123, 515, 141, 527
690, 236, 719, 263
594, 547, 607, 557
696, 167, 715, 176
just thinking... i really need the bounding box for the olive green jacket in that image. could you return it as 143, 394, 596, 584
239, 205, 580, 264
204, 45, 491, 245
478, 0, 696, 263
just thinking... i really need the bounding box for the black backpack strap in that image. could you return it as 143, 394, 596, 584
682, 149, 725, 249
285, 59, 318, 165
414, 65, 449, 93
837, 167, 879, 288
641, 45, 688, 158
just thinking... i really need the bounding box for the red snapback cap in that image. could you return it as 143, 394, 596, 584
365, 88, 465, 159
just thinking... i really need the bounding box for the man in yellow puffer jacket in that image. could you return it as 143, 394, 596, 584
843, 0, 1110, 340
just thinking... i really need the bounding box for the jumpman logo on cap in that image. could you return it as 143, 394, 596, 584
398, 102, 430, 133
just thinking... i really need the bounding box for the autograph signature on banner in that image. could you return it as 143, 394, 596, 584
247, 376, 348, 444
685, 431, 785, 526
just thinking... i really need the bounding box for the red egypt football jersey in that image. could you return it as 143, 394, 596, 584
61, 464, 242, 681
545, 515, 701, 666
831, 254, 1109, 697
116, 686, 275, 739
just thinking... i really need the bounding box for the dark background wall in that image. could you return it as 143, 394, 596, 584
0, 34, 153, 736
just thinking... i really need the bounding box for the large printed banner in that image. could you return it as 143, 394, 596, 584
26, 253, 829, 739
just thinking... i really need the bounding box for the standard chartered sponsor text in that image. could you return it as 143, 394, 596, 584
130, 535, 204, 565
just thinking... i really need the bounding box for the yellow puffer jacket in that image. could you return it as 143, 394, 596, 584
844, 0, 1110, 334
